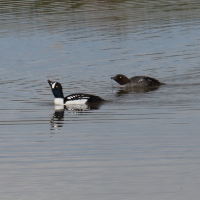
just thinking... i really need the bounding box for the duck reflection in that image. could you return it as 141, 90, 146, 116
115, 86, 160, 96
50, 108, 65, 130
50, 103, 103, 130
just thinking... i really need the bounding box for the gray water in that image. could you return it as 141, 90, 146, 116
1, 1, 200, 199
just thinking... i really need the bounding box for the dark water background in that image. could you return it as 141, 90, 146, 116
1, 1, 200, 199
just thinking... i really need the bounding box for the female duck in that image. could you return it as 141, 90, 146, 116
111, 74, 164, 88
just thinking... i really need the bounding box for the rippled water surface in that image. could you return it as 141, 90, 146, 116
1, 1, 200, 199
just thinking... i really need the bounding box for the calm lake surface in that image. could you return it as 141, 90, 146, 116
1, 1, 200, 199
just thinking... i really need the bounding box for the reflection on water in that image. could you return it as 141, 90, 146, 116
50, 109, 64, 130
50, 103, 104, 130
114, 85, 162, 96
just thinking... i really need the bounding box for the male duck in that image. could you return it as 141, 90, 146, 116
48, 80, 104, 105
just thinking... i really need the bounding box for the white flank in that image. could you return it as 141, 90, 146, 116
52, 82, 56, 89
54, 98, 64, 105
65, 99, 87, 105
66, 104, 89, 110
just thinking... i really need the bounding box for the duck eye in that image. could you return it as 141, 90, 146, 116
56, 86, 58, 88
120, 76, 121, 79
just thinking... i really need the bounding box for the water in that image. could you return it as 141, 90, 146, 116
1, 1, 200, 199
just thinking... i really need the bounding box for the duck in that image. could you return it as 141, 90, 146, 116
48, 80, 105, 105
111, 74, 164, 88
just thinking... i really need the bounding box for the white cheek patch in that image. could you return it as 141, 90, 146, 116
52, 82, 56, 89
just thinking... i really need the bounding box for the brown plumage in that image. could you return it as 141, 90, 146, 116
111, 74, 164, 88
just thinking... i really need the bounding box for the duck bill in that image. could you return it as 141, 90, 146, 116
48, 80, 53, 86
111, 76, 116, 81
48, 80, 56, 89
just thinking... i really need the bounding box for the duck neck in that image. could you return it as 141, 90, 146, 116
52, 88, 64, 99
